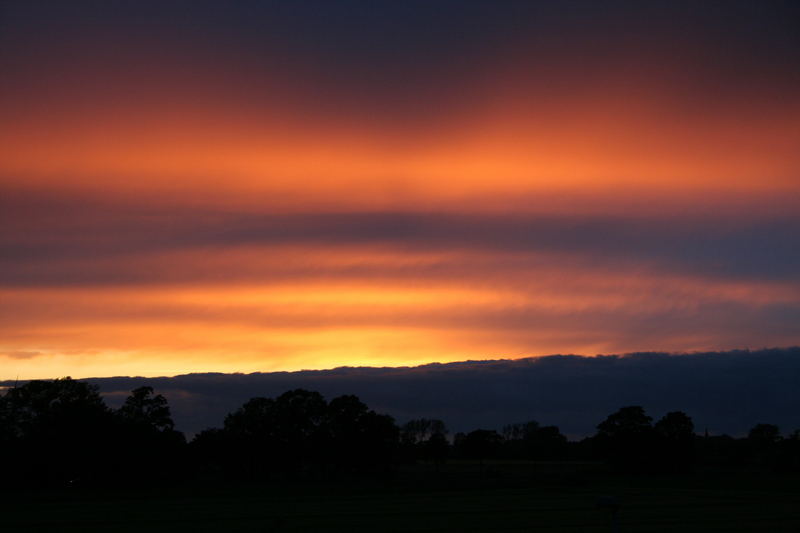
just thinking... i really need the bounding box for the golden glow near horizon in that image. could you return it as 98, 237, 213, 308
1, 2, 799, 379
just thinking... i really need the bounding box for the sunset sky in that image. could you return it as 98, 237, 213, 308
1, 1, 799, 379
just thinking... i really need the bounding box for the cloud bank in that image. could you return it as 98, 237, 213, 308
7, 348, 792, 439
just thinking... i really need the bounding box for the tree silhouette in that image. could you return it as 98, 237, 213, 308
781, 430, 800, 472
217, 389, 398, 478
117, 386, 174, 431
327, 394, 399, 470
531, 425, 568, 459
401, 418, 448, 462
748, 423, 782, 469
501, 421, 567, 460
654, 411, 694, 441
225, 397, 277, 440
223, 396, 280, 478
597, 406, 653, 438
3, 378, 797, 488
424, 432, 450, 467
344, 408, 399, 472
457, 429, 502, 465
0, 378, 113, 485
596, 406, 655, 473
748, 423, 781, 445
114, 386, 185, 483
270, 389, 328, 469
654, 411, 695, 472
401, 418, 447, 445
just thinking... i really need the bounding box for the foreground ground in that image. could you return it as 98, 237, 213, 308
5, 462, 799, 532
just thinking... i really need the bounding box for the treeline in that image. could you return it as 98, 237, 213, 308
1, 378, 799, 488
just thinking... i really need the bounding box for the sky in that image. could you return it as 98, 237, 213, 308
1, 1, 799, 379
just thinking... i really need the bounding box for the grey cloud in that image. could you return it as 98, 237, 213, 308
2, 190, 799, 286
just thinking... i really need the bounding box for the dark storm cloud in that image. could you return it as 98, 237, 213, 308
8, 348, 794, 439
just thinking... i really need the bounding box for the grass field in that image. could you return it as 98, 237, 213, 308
5, 462, 799, 532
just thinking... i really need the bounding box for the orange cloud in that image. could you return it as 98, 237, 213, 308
2, 68, 798, 214
2, 245, 798, 379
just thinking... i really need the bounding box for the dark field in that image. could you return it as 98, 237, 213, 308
6, 462, 799, 532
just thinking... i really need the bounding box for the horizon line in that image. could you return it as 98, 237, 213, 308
2, 346, 795, 383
